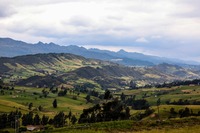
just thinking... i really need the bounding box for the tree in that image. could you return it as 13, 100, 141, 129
125, 107, 130, 119
132, 99, 149, 110
68, 110, 72, 120
41, 115, 49, 125
28, 103, 33, 110
71, 115, 77, 124
42, 89, 48, 98
0, 79, 3, 85
53, 111, 66, 127
179, 107, 190, 118
58, 89, 67, 96
121, 92, 126, 101
53, 99, 57, 108
130, 80, 137, 89
33, 114, 41, 125
38, 105, 42, 111
63, 89, 67, 95
157, 98, 161, 120
170, 107, 176, 115
11, 86, 14, 90
90, 112, 96, 123
0, 113, 7, 129
86, 95, 91, 103
104, 90, 112, 100
22, 112, 33, 126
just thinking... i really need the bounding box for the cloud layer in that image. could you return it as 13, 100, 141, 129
0, 0, 200, 61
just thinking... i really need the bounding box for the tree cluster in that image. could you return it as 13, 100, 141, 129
74, 82, 96, 93
167, 99, 200, 105
58, 89, 67, 96
78, 100, 130, 123
169, 107, 200, 118
0, 110, 77, 130
155, 79, 200, 88
132, 108, 155, 120
119, 93, 149, 110
0, 110, 22, 129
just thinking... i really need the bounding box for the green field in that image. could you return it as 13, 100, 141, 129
1, 85, 200, 116
1, 85, 200, 132
39, 117, 200, 133
0, 86, 94, 117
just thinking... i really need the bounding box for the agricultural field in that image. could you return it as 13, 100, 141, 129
1, 84, 200, 132
1, 85, 200, 117
0, 86, 94, 117
40, 117, 200, 133
117, 85, 200, 105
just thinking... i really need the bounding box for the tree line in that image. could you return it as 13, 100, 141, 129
169, 107, 200, 118
0, 110, 77, 130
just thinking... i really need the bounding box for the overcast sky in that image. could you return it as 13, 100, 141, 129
0, 0, 200, 61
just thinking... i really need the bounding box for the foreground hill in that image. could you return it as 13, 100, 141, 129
0, 53, 199, 89
1, 37, 199, 66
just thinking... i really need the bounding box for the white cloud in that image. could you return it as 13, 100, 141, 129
151, 35, 162, 39
1, 0, 199, 40
135, 37, 149, 43
0, 0, 200, 61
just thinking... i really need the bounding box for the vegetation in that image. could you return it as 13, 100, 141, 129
1, 54, 200, 132
1, 81, 200, 132
1, 53, 199, 90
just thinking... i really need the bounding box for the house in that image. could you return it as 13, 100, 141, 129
26, 125, 44, 131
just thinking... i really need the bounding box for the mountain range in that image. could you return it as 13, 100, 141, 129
0, 37, 199, 66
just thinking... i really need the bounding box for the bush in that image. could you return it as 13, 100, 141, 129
19, 126, 27, 132
72, 96, 77, 100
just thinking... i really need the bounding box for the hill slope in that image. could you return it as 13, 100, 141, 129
0, 53, 199, 89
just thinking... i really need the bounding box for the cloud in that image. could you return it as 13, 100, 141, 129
0, 0, 200, 61
0, 2, 16, 18
67, 16, 92, 27
1, 0, 198, 39
135, 37, 149, 43
151, 35, 162, 39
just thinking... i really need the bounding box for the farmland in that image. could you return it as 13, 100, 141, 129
1, 53, 200, 132
1, 84, 200, 132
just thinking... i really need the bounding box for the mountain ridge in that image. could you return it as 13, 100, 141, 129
0, 37, 199, 66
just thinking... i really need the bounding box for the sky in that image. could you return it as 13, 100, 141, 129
0, 0, 200, 61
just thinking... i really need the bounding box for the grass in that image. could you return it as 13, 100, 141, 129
138, 125, 200, 133
0, 86, 93, 117
41, 117, 200, 133
2, 123, 200, 133
1, 85, 200, 118
1, 85, 200, 132
116, 85, 200, 106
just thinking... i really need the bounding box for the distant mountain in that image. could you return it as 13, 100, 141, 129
0, 53, 199, 89
0, 37, 199, 66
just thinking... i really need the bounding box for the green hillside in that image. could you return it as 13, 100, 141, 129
1, 53, 200, 91
0, 86, 94, 116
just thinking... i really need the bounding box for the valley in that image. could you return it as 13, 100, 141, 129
1, 79, 200, 132
0, 39, 200, 133
1, 0, 200, 132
